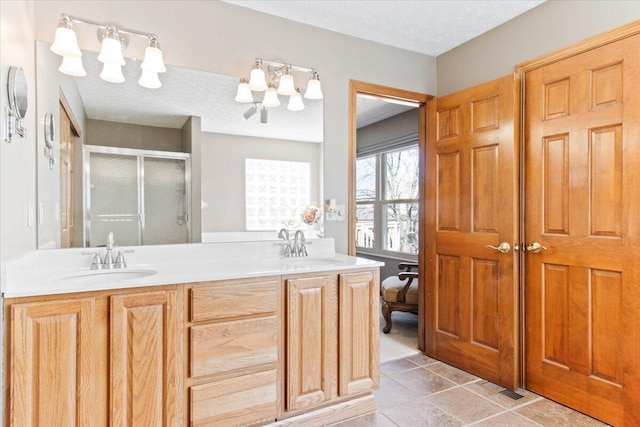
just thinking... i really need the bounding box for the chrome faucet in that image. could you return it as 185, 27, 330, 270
293, 230, 308, 257
278, 228, 293, 257
83, 232, 131, 269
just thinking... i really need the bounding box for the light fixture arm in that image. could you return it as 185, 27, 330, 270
257, 58, 317, 74
60, 14, 159, 41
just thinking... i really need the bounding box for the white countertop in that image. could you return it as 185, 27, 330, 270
1, 239, 382, 298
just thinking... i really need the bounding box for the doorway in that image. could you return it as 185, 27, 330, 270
348, 81, 430, 359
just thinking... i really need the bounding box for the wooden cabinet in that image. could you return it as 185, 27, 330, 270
285, 270, 380, 415
286, 275, 338, 412
110, 289, 182, 426
186, 277, 282, 427
4, 267, 379, 426
8, 297, 96, 426
339, 271, 380, 397
5, 286, 182, 427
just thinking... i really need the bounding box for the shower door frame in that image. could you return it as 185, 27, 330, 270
83, 145, 192, 247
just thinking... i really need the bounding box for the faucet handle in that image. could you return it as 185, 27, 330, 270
82, 251, 104, 270
114, 251, 127, 269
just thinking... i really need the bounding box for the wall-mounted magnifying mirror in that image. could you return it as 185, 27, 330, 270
4, 66, 29, 142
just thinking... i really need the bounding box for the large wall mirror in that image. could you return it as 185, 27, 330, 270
35, 41, 323, 249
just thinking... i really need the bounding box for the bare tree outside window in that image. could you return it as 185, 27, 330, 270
356, 144, 419, 256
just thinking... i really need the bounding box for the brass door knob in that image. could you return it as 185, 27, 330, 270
485, 242, 511, 254
526, 242, 547, 254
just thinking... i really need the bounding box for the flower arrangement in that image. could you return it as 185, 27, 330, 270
301, 205, 321, 225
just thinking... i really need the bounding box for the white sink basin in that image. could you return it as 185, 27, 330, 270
279, 257, 345, 267
54, 269, 157, 286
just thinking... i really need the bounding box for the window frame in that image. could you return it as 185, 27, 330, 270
355, 135, 419, 261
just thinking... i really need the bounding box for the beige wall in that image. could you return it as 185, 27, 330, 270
201, 132, 321, 232
437, 0, 640, 95
0, 0, 37, 262
86, 119, 183, 152
356, 109, 419, 151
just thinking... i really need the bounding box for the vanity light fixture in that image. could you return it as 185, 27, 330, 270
243, 102, 270, 124
262, 84, 280, 108
287, 89, 305, 111
234, 79, 254, 103
235, 58, 322, 119
276, 65, 296, 96
248, 60, 268, 91
50, 14, 166, 89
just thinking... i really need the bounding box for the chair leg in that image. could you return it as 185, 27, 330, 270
382, 302, 393, 334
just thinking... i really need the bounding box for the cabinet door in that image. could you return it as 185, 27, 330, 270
9, 297, 95, 426
286, 275, 338, 411
339, 271, 380, 396
111, 290, 182, 427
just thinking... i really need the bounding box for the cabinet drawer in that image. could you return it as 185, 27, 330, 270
190, 369, 278, 427
190, 278, 279, 322
190, 316, 278, 377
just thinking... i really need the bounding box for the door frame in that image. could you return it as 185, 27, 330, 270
514, 19, 640, 388
348, 80, 432, 351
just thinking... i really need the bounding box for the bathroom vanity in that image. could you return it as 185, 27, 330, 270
2, 240, 381, 426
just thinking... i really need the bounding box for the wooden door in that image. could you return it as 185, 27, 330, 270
110, 289, 182, 426
286, 275, 338, 412
425, 75, 518, 389
339, 271, 380, 397
59, 102, 75, 248
9, 297, 95, 426
524, 33, 640, 426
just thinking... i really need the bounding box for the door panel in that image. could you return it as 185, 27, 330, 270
426, 75, 518, 390
524, 33, 640, 426
286, 276, 338, 412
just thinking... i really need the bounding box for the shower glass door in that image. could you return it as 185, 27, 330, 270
88, 152, 141, 247
143, 157, 189, 245
85, 146, 190, 247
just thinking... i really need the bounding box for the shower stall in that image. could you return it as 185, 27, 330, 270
83, 145, 191, 247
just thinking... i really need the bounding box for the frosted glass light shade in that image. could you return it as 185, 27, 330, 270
59, 56, 86, 77
287, 90, 305, 111
277, 74, 296, 96
100, 62, 125, 83
138, 69, 161, 89
141, 46, 166, 73
304, 78, 323, 99
249, 68, 268, 91
262, 86, 280, 107
51, 27, 82, 57
235, 81, 254, 103
98, 37, 125, 65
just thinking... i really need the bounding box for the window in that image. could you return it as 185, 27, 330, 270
245, 158, 311, 230
356, 144, 419, 257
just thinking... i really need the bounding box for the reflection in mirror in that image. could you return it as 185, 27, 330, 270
35, 41, 323, 249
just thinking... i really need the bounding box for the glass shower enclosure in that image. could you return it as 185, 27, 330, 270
84, 145, 191, 247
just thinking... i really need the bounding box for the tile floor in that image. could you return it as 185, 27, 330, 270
330, 354, 610, 426
364, 304, 609, 426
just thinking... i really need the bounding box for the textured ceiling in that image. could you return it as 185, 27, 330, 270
356, 96, 416, 129
225, 0, 545, 56
75, 50, 323, 143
